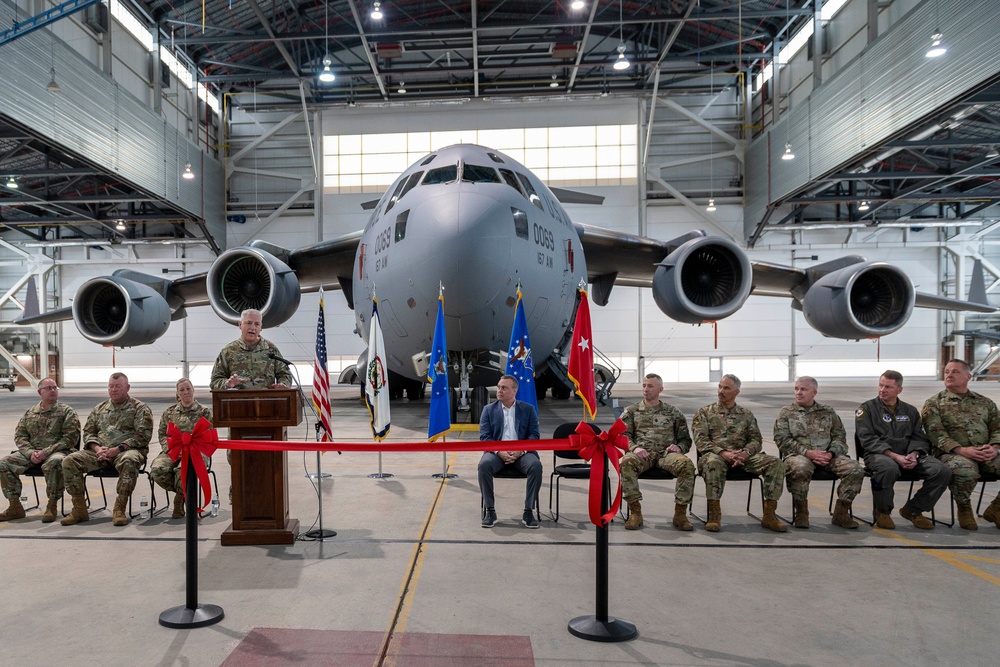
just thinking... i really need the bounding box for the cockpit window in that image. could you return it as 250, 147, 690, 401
420, 154, 436, 166
384, 176, 408, 213
398, 171, 423, 201
498, 169, 526, 198
462, 164, 501, 184
486, 152, 504, 164
422, 165, 458, 185
516, 172, 545, 211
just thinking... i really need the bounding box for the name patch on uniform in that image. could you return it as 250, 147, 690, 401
895, 415, 910, 422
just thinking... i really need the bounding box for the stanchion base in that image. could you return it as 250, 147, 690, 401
304, 528, 337, 539
368, 473, 394, 479
305, 472, 333, 479
568, 615, 638, 643
159, 603, 225, 629
432, 472, 458, 479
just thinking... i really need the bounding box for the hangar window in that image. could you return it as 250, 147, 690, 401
422, 165, 458, 185
462, 164, 501, 183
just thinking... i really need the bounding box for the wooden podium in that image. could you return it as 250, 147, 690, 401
213, 389, 301, 546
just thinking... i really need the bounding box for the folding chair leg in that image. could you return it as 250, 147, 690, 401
745, 478, 764, 522
26, 476, 41, 511
976, 480, 991, 517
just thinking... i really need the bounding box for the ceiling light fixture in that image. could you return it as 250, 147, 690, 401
782, 142, 795, 160
397, 81, 406, 94
183, 162, 195, 180
46, 67, 60, 93
549, 74, 559, 88
571, 1, 585, 10
858, 200, 870, 211
925, 31, 947, 58
371, 2, 383, 20
706, 198, 716, 212
115, 219, 127, 231
986, 146, 999, 159
612, 2, 629, 71
5, 176, 18, 189
319, 56, 335, 83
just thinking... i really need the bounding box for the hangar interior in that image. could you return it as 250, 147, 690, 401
2, 0, 1000, 389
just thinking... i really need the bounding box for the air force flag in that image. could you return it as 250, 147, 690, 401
365, 298, 391, 441
504, 288, 538, 411
427, 295, 450, 440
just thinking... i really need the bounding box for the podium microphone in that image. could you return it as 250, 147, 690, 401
268, 352, 295, 367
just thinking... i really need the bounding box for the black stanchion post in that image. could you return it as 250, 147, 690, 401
568, 452, 637, 642
159, 457, 225, 629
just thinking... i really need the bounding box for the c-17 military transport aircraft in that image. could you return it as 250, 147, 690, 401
16, 143, 995, 411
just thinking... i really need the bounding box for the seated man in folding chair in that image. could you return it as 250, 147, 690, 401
775, 376, 864, 530
0, 378, 80, 522
620, 373, 695, 531
478, 375, 542, 529
921, 359, 1000, 530
856, 370, 950, 530
693, 374, 787, 533
61, 372, 153, 527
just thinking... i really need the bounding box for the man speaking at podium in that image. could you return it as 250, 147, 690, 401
211, 309, 293, 390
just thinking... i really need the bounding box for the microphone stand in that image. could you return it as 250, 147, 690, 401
273, 356, 336, 541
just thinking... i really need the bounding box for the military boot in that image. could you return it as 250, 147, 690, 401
793, 499, 810, 529
172, 492, 185, 519
899, 503, 934, 530
956, 502, 978, 531
983, 497, 1000, 528
60, 494, 89, 525
0, 497, 26, 521
41, 498, 59, 523
831, 500, 859, 529
761, 499, 789, 532
112, 495, 129, 526
874, 511, 895, 529
705, 499, 722, 532
624, 500, 643, 530
672, 503, 693, 531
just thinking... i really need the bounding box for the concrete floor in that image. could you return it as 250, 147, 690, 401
1, 379, 999, 666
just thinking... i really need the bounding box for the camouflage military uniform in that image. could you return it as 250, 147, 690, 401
150, 401, 213, 494
0, 402, 80, 500
620, 401, 695, 505
62, 397, 153, 497
921, 389, 1000, 505
774, 401, 864, 502
210, 338, 293, 390
693, 401, 784, 501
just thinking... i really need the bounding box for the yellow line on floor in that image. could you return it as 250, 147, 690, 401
879, 529, 1000, 587
375, 450, 459, 667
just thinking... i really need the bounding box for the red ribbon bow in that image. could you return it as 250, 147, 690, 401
569, 418, 628, 527
166, 417, 218, 511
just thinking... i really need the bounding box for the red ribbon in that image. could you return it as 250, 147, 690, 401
167, 417, 218, 511
570, 419, 628, 527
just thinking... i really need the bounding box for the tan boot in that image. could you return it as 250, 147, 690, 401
899, 504, 933, 530
41, 498, 59, 523
874, 511, 895, 529
793, 499, 810, 529
761, 499, 788, 532
624, 500, 643, 530
705, 499, 722, 532
672, 503, 693, 531
112, 495, 129, 526
831, 500, 859, 529
956, 502, 978, 531
0, 497, 26, 521
983, 497, 1000, 528
60, 494, 90, 525
172, 492, 185, 519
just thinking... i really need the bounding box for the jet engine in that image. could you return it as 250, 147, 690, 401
801, 262, 915, 338
651, 236, 753, 323
206, 246, 301, 327
71, 276, 171, 347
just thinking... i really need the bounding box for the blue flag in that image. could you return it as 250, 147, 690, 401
428, 295, 450, 440
504, 289, 538, 411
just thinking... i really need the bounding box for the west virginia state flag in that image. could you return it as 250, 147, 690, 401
567, 287, 597, 420
504, 288, 538, 411
427, 294, 450, 440
365, 298, 391, 441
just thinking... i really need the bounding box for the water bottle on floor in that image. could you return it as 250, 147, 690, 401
210, 495, 220, 517
139, 495, 149, 519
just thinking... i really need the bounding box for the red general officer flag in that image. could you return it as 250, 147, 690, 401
567, 287, 597, 420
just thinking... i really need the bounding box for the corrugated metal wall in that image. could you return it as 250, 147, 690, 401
0, 8, 224, 245
745, 1, 1000, 238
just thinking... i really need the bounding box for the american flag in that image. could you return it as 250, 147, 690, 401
313, 288, 333, 442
